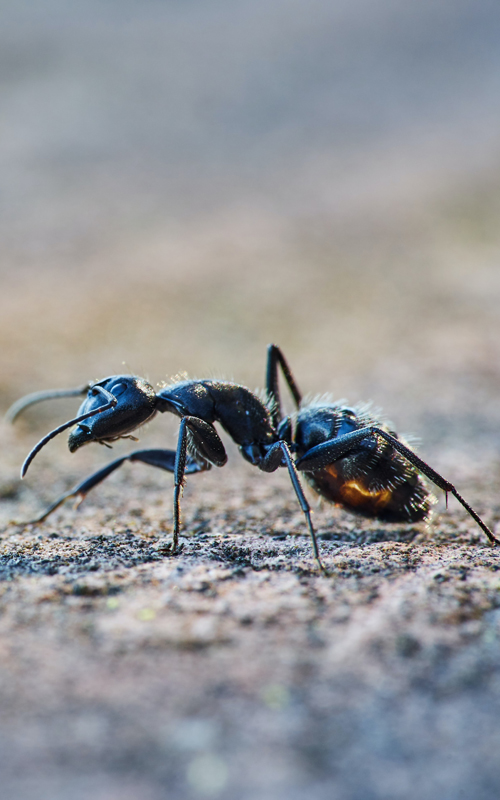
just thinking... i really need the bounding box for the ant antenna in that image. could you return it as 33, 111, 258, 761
5, 385, 91, 423
21, 386, 117, 478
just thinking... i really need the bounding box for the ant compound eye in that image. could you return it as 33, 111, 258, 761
109, 382, 127, 397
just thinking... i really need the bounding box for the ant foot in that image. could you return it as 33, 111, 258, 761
156, 538, 184, 556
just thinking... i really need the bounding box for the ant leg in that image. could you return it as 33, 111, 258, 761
6, 384, 90, 424
266, 345, 302, 427
173, 416, 227, 552
19, 449, 207, 525
296, 429, 379, 471
260, 441, 325, 572
370, 427, 499, 546
297, 428, 499, 545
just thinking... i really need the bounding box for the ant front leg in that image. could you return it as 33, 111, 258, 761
260, 441, 325, 572
17, 449, 207, 525
172, 417, 227, 552
266, 345, 303, 427
297, 427, 499, 546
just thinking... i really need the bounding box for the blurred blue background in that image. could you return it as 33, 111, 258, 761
3, 0, 500, 241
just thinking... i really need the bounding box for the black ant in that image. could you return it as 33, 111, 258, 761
6, 346, 498, 572
7, 355, 321, 564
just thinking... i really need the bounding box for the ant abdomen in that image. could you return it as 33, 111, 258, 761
294, 403, 433, 522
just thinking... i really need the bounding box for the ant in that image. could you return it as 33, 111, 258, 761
7, 354, 322, 564
6, 346, 498, 572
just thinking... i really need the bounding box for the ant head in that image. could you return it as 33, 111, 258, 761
68, 376, 157, 452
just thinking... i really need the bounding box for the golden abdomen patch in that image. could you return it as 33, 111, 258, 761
308, 466, 395, 516
339, 480, 393, 512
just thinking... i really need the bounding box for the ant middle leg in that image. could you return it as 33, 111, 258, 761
260, 441, 325, 572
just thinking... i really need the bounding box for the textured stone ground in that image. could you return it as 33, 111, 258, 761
1, 420, 500, 800
2, 195, 500, 800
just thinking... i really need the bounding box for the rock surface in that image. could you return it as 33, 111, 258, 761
1, 443, 500, 800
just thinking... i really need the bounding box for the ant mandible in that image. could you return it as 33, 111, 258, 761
6, 345, 498, 572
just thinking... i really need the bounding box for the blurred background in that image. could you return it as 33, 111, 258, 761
2, 0, 500, 465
